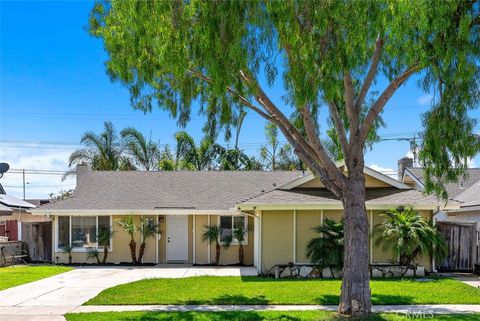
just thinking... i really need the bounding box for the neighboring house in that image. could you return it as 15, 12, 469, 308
0, 183, 37, 241
400, 157, 480, 271
31, 163, 457, 273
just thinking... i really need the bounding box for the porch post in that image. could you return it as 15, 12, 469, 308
207, 215, 211, 264
156, 215, 159, 264
193, 215, 196, 264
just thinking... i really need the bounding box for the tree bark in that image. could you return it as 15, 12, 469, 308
129, 239, 137, 264
238, 243, 244, 265
215, 241, 220, 265
338, 164, 372, 316
138, 242, 146, 263
102, 246, 108, 264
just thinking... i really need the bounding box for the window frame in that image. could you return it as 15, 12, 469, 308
217, 215, 248, 246
55, 215, 113, 253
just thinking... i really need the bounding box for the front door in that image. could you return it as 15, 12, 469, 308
166, 215, 188, 261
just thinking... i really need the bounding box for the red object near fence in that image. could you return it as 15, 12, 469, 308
4, 220, 18, 241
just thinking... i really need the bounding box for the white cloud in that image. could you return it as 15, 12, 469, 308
369, 164, 397, 179
0, 147, 75, 199
467, 158, 476, 168
417, 94, 433, 107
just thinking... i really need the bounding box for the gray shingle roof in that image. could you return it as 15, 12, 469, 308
405, 167, 480, 199
240, 188, 442, 207
39, 170, 303, 211
454, 179, 480, 207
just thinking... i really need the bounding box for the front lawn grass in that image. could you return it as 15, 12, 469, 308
0, 265, 73, 290
86, 276, 480, 305
65, 311, 480, 321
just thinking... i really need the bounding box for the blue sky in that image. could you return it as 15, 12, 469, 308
0, 1, 478, 199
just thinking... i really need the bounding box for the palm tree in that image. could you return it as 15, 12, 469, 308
87, 248, 100, 264
174, 131, 220, 170
158, 145, 176, 171
68, 121, 123, 171
121, 127, 161, 170
62, 244, 74, 264
201, 225, 230, 265
118, 216, 137, 263
306, 218, 344, 276
374, 206, 447, 271
98, 228, 114, 264
137, 218, 159, 263
260, 122, 302, 170
232, 221, 250, 265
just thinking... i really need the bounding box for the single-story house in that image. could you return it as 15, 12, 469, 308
31, 163, 458, 273
400, 157, 480, 271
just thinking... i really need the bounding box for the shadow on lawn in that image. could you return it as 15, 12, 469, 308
117, 311, 303, 321
184, 294, 270, 305
313, 294, 415, 305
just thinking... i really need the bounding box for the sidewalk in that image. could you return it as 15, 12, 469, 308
0, 304, 479, 320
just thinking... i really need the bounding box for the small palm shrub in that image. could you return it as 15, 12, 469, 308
137, 218, 159, 263
374, 206, 447, 270
232, 222, 250, 265
118, 216, 137, 263
306, 218, 344, 276
98, 228, 114, 264
87, 248, 100, 264
62, 244, 74, 264
202, 225, 230, 265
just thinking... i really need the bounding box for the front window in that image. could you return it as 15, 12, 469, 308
57, 216, 111, 251
219, 216, 247, 244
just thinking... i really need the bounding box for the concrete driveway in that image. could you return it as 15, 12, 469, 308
0, 265, 257, 321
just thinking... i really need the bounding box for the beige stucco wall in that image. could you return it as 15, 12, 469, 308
295, 210, 322, 263
53, 214, 252, 266
261, 210, 294, 271
261, 209, 434, 272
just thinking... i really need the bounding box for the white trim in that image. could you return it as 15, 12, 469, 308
207, 215, 211, 264
447, 205, 480, 213
193, 215, 196, 264
364, 166, 411, 190
217, 215, 248, 246
279, 163, 412, 191
279, 172, 315, 190
293, 210, 296, 263
31, 209, 239, 216
258, 211, 262, 273
369, 210, 373, 265
55, 215, 113, 253
402, 168, 425, 189
238, 203, 443, 211
253, 210, 259, 269
321, 209, 324, 225
155, 215, 159, 264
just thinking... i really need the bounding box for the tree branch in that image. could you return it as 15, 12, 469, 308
327, 101, 349, 160
360, 65, 421, 143
355, 36, 384, 112
189, 69, 275, 122
301, 104, 346, 187
344, 72, 357, 135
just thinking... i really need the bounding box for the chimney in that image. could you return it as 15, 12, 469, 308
76, 162, 89, 185
397, 157, 413, 181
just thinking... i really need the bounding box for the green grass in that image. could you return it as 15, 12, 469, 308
0, 265, 73, 290
65, 311, 480, 321
86, 276, 480, 306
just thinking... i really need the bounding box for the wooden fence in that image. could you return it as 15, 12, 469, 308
22, 222, 52, 262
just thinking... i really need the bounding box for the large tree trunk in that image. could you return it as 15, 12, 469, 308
338, 164, 372, 316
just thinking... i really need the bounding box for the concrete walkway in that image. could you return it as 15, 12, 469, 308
444, 273, 480, 288
0, 266, 257, 321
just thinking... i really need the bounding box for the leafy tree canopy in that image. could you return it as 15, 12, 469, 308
90, 0, 479, 199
